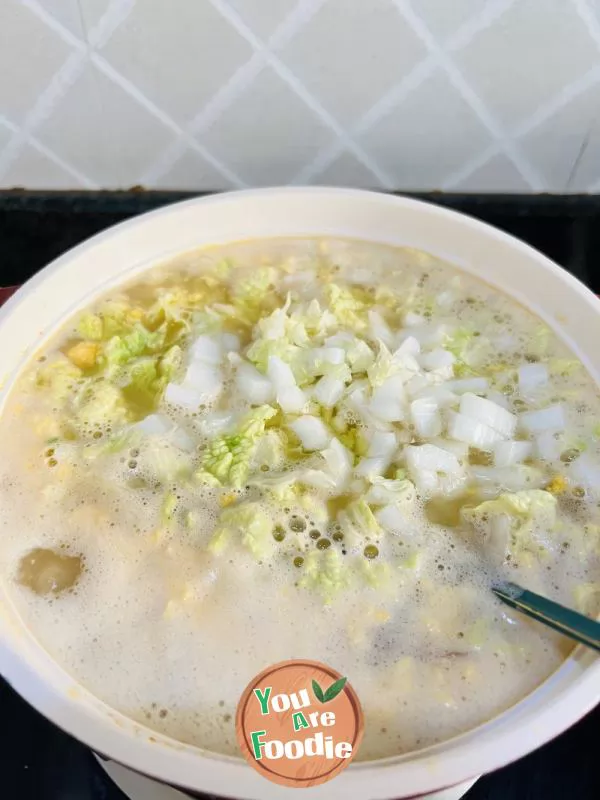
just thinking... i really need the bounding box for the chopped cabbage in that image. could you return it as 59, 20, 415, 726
199, 405, 276, 487
209, 502, 273, 560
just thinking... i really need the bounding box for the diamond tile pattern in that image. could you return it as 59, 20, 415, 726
1, 0, 600, 192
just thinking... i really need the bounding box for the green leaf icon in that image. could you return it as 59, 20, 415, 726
323, 676, 347, 703
312, 679, 325, 703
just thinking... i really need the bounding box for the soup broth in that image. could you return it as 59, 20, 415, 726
1, 238, 599, 760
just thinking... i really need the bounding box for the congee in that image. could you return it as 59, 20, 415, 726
0, 238, 599, 760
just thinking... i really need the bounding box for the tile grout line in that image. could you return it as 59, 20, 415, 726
143, 0, 330, 186
292, 0, 516, 185
0, 0, 138, 185
394, 0, 544, 191
205, 0, 394, 188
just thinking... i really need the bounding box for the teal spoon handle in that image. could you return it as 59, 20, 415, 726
492, 581, 600, 653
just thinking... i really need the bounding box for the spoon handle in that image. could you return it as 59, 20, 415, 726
492, 582, 600, 653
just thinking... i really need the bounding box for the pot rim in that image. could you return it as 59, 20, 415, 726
1, 187, 599, 800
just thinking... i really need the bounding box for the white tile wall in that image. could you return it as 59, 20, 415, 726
1, 0, 600, 192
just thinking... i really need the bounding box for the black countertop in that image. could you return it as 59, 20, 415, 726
0, 191, 599, 800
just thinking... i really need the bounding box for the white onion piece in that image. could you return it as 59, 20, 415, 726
184, 363, 223, 401
313, 375, 346, 407
518, 363, 548, 393
301, 469, 336, 490
535, 431, 560, 461
404, 373, 431, 398
220, 333, 240, 353
447, 410, 504, 448
520, 404, 565, 434
306, 347, 346, 375
236, 362, 274, 404
493, 440, 532, 467
419, 349, 455, 371
395, 335, 420, 356
429, 437, 469, 459
414, 385, 458, 407
169, 427, 195, 452
370, 375, 406, 422
376, 504, 407, 532
569, 454, 600, 491
267, 356, 296, 390
485, 390, 511, 410
460, 393, 517, 438
410, 397, 442, 438
289, 416, 331, 451
368, 310, 394, 347
368, 431, 398, 459
445, 377, 488, 394
436, 290, 454, 308
196, 411, 236, 438
406, 444, 461, 475
135, 414, 175, 436
190, 335, 222, 365
323, 438, 352, 488
165, 382, 206, 410
404, 311, 425, 327
471, 465, 545, 492
268, 356, 308, 413
355, 456, 390, 479
277, 386, 308, 414
399, 324, 446, 347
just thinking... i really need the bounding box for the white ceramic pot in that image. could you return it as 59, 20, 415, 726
0, 188, 598, 800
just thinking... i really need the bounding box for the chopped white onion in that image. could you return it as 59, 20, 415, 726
429, 437, 469, 459
520, 404, 565, 434
471, 465, 546, 492
395, 336, 420, 357
410, 397, 442, 438
447, 410, 504, 448
413, 385, 458, 407
405, 443, 461, 475
164, 382, 206, 410
419, 348, 455, 372
135, 414, 175, 436
355, 456, 390, 479
376, 504, 407, 532
368, 310, 394, 347
184, 363, 223, 401
569, 454, 600, 491
404, 311, 425, 327
236, 362, 274, 404
190, 335, 222, 365
460, 393, 517, 438
267, 356, 296, 390
168, 427, 195, 452
306, 347, 346, 375
313, 375, 346, 407
323, 438, 352, 488
289, 416, 331, 451
492, 440, 532, 467
436, 290, 455, 308
368, 431, 398, 459
518, 363, 548, 393
268, 356, 308, 413
277, 386, 308, 414
399, 323, 446, 347
195, 411, 236, 437
220, 333, 240, 353
484, 390, 511, 411
444, 377, 488, 394
535, 430, 561, 461
370, 375, 406, 422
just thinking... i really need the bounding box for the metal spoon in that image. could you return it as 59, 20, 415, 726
493, 581, 600, 653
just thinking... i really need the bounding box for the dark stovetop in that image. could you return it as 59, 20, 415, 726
0, 191, 599, 800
